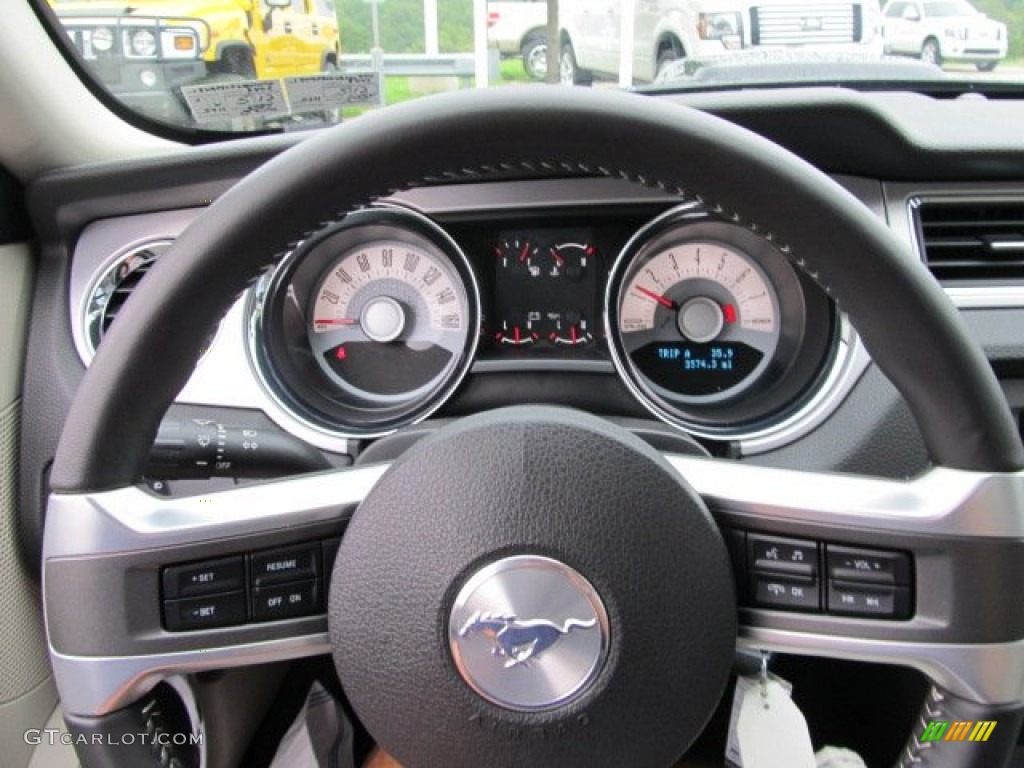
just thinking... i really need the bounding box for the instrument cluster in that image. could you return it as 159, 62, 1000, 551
247, 203, 837, 442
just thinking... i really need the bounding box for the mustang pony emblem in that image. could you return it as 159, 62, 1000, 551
458, 610, 598, 668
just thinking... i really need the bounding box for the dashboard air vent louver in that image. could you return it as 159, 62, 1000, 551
101, 257, 155, 334
915, 199, 1024, 282
83, 240, 172, 357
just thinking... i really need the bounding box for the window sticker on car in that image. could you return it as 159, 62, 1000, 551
283, 73, 382, 111
180, 80, 288, 124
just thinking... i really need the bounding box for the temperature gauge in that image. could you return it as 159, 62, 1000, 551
544, 311, 593, 347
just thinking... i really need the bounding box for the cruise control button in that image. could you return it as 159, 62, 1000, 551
164, 592, 246, 631
252, 580, 320, 621
749, 534, 817, 578
162, 556, 244, 599
828, 581, 911, 619
250, 544, 319, 587
752, 574, 820, 611
826, 545, 911, 585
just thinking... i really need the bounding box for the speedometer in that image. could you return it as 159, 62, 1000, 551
309, 240, 468, 399
249, 207, 479, 439
607, 207, 834, 437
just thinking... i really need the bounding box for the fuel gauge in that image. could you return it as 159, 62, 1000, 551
496, 237, 540, 278
496, 310, 541, 347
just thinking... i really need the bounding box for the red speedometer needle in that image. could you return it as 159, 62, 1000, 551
636, 286, 676, 309
314, 318, 358, 326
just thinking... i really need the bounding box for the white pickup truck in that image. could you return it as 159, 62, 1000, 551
488, 0, 550, 80
559, 0, 884, 84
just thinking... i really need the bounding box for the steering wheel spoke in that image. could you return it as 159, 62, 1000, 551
664, 454, 1024, 706
44, 463, 389, 718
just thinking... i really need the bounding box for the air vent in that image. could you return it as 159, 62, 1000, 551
915, 199, 1024, 282
83, 241, 171, 357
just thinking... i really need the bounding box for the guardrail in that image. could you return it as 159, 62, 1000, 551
339, 53, 477, 83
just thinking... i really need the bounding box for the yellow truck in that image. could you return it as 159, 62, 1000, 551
47, 0, 340, 120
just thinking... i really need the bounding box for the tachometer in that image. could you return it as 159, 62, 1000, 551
606, 207, 830, 437
617, 241, 781, 402
249, 207, 479, 438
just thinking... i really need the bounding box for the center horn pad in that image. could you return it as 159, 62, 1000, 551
329, 406, 737, 767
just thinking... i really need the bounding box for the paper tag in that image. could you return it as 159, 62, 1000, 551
284, 72, 381, 110
725, 676, 815, 768
180, 80, 288, 123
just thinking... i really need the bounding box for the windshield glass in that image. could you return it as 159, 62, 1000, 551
34, 0, 1020, 137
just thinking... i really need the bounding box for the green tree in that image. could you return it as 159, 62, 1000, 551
972, 0, 1024, 58
338, 0, 472, 53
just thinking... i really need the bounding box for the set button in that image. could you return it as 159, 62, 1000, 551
163, 592, 246, 631
162, 539, 333, 632
162, 556, 243, 599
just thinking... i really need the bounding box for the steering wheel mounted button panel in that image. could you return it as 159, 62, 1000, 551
161, 556, 244, 599
826, 545, 912, 586
163, 592, 247, 632
749, 534, 819, 578
251, 580, 321, 622
250, 543, 320, 587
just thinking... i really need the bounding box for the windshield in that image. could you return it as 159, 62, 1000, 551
34, 0, 1019, 137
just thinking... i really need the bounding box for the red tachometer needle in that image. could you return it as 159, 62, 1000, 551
315, 318, 358, 326
635, 286, 676, 309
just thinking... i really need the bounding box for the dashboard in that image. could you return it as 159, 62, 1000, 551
21, 88, 1024, 563
63, 180, 848, 463
19, 86, 1024, 767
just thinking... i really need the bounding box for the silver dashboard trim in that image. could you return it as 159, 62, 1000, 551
737, 313, 870, 455
44, 463, 388, 557
885, 183, 1024, 308
45, 459, 1024, 555
737, 630, 1024, 707
944, 285, 1024, 309
50, 634, 332, 718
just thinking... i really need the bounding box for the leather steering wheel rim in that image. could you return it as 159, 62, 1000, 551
45, 87, 1024, 768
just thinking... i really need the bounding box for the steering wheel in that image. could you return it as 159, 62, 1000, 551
43, 87, 1024, 768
